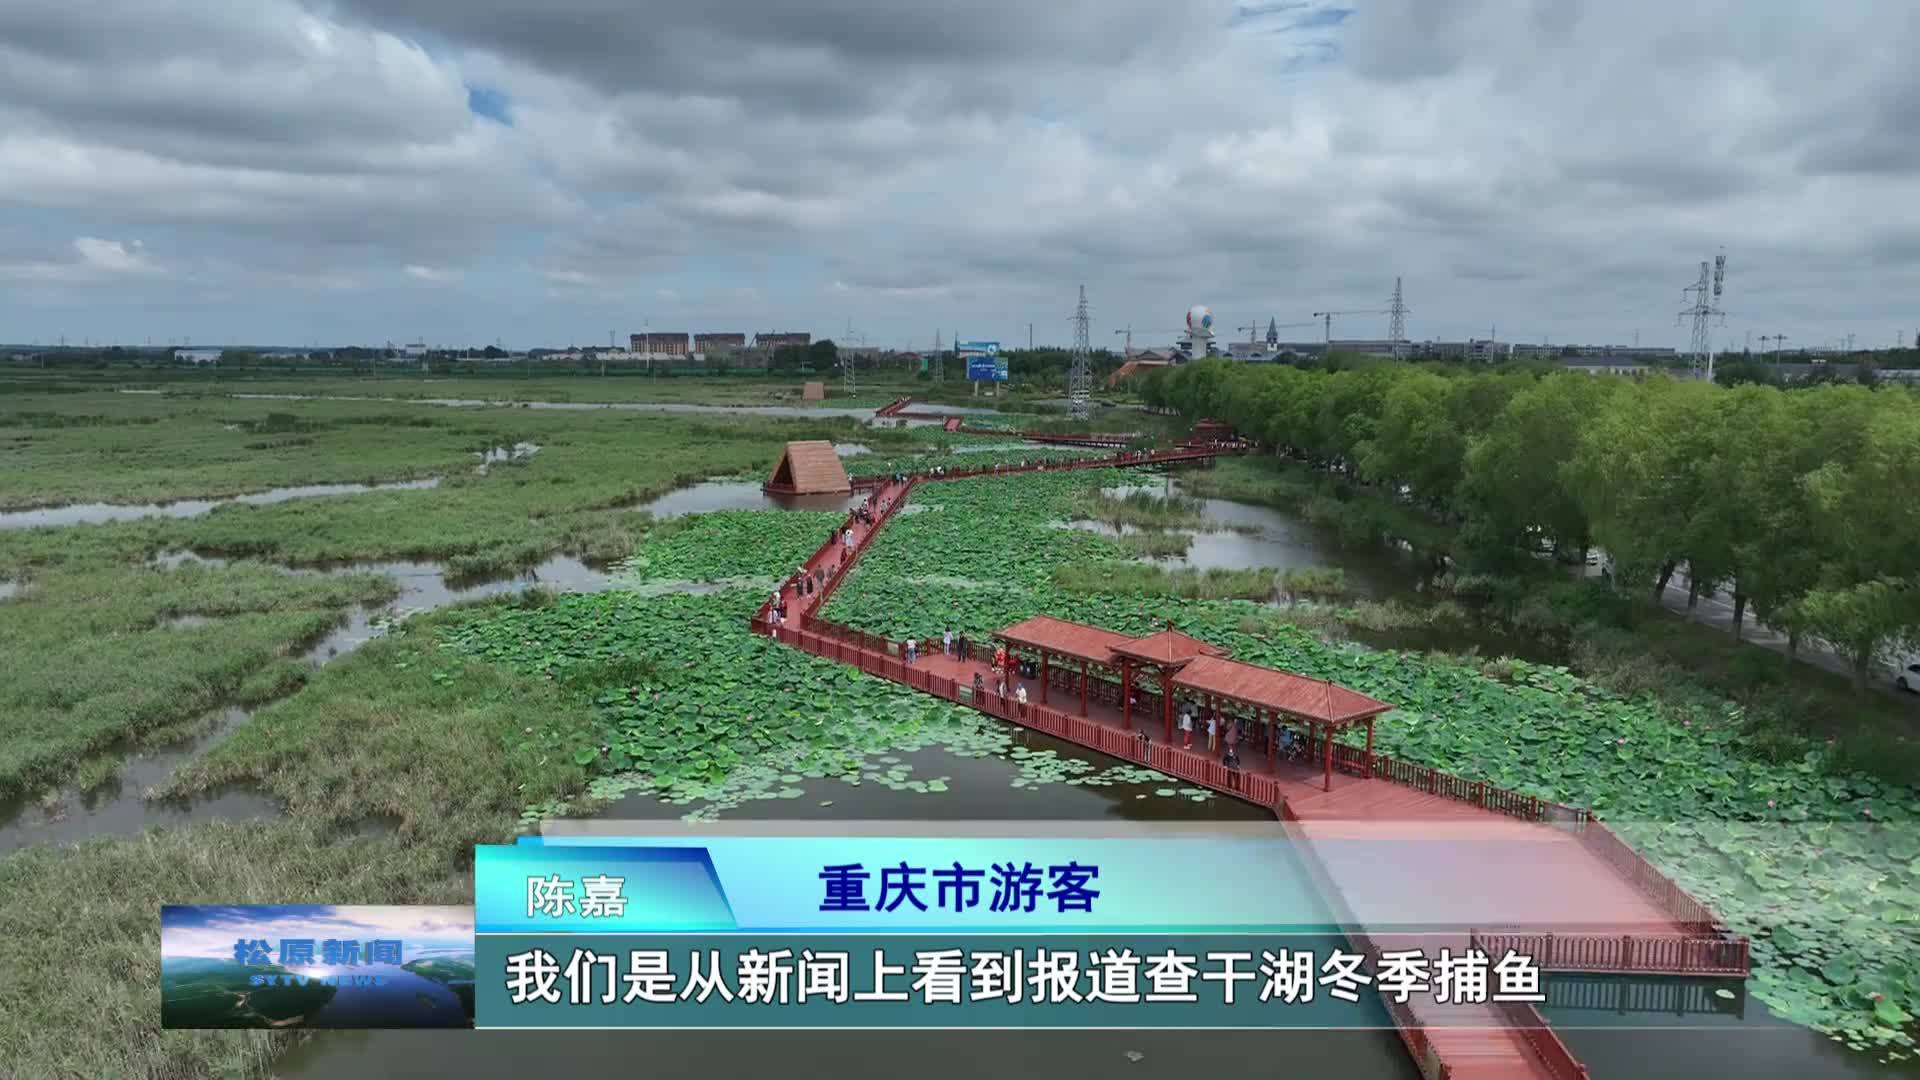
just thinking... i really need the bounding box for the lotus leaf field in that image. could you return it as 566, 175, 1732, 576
441, 464, 1915, 1060
440, 588, 1221, 828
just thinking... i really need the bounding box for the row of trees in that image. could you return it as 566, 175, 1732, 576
1140, 361, 1920, 686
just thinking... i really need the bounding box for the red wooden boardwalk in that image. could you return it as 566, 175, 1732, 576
753, 461, 1745, 1080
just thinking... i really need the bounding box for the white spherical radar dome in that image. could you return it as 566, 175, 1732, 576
1186, 305, 1214, 334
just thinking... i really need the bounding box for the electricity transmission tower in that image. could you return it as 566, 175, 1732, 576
932, 330, 944, 382
1677, 251, 1728, 381
841, 317, 860, 396
1387, 277, 1409, 357
1068, 285, 1093, 420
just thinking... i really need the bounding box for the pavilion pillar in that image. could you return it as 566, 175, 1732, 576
1266, 709, 1274, 766
1161, 668, 1174, 742
1366, 718, 1375, 779
1040, 654, 1049, 705
1080, 662, 1089, 717
1322, 721, 1333, 792
1121, 660, 1133, 729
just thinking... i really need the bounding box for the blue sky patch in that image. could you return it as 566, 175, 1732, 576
467, 85, 512, 125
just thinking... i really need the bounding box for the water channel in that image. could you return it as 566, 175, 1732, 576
1077, 474, 1559, 663
0, 478, 442, 530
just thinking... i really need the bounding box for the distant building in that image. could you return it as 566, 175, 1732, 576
629, 332, 689, 357
694, 332, 748, 353
1329, 339, 1406, 358
1227, 342, 1282, 360
1563, 358, 1650, 377
756, 332, 811, 349
399, 342, 427, 357
175, 348, 223, 365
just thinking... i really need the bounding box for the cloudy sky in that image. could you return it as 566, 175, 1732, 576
4, 0, 1917, 351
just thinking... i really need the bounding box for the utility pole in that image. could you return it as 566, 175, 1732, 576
1029, 323, 1034, 350
1067, 285, 1092, 420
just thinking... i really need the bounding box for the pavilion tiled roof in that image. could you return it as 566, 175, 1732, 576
1108, 626, 1229, 668
994, 616, 1137, 667
1172, 654, 1393, 727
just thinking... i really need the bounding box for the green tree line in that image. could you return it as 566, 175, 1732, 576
1140, 361, 1920, 687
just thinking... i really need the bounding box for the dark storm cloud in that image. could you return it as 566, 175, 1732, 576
329, 0, 1211, 115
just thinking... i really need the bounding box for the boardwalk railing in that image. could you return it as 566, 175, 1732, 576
1468, 928, 1748, 977
1277, 799, 1453, 1080
1572, 820, 1727, 936
1488, 998, 1592, 1080
1543, 973, 1745, 1016
1284, 727, 1592, 827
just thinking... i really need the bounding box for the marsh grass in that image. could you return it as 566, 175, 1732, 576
157, 614, 599, 835
1069, 490, 1207, 530
1053, 561, 1277, 601
1276, 566, 1349, 602
1115, 531, 1192, 558
0, 564, 394, 797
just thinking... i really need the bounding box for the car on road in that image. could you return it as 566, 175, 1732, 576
1892, 654, 1920, 692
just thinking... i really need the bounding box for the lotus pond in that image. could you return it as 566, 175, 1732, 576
268, 454, 1915, 1063
805, 467, 1918, 1061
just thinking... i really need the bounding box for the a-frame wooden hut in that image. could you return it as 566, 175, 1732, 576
765, 440, 851, 495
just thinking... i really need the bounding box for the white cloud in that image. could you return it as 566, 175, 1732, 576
72, 236, 156, 274
404, 264, 462, 282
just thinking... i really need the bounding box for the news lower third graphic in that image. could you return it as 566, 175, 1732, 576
472, 824, 1551, 1029
160, 905, 476, 1029
156, 826, 1592, 1032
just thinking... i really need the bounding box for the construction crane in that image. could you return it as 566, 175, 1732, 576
1310, 310, 1391, 343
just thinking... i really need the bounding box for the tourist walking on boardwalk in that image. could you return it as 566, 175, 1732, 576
1207, 709, 1219, 753
1178, 705, 1194, 748
1015, 683, 1028, 718
973, 672, 986, 700
943, 629, 954, 656
843, 527, 854, 550
905, 638, 918, 663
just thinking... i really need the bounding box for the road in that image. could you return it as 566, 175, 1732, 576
1582, 558, 1918, 703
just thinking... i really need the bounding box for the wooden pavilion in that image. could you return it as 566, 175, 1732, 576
765, 440, 851, 495
990, 617, 1393, 792
1172, 653, 1394, 791
996, 616, 1135, 715
1107, 624, 1229, 742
